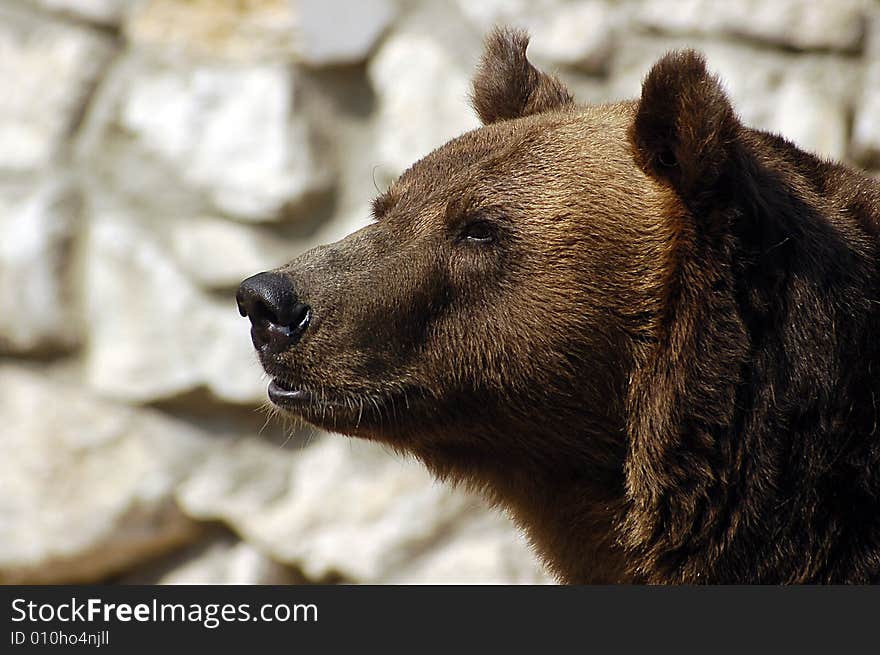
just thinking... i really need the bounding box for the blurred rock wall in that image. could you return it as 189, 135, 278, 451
1, 0, 878, 584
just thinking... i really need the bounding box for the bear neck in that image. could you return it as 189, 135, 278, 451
413, 414, 635, 584
491, 463, 634, 584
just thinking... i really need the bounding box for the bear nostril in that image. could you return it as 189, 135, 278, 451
236, 272, 310, 353
249, 299, 275, 327
275, 302, 311, 346
288, 302, 311, 335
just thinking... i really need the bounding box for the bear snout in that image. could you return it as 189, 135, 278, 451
236, 271, 311, 354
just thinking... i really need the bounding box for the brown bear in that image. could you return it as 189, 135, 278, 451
237, 28, 880, 584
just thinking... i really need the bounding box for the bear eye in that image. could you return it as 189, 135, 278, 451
460, 219, 495, 244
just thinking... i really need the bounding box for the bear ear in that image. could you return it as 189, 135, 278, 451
631, 50, 740, 209
471, 27, 574, 125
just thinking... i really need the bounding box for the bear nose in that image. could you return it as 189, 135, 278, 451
236, 272, 311, 353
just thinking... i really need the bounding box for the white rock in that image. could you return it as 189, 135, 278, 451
125, 0, 298, 62
84, 209, 266, 404
852, 61, 880, 167
765, 78, 848, 161
177, 434, 550, 583
0, 180, 82, 355
455, 0, 616, 73
636, 0, 870, 52
170, 216, 297, 290
455, 0, 562, 33
0, 6, 115, 172
118, 60, 328, 221
124, 535, 303, 585
126, 0, 395, 66
368, 33, 480, 180
388, 512, 554, 584
30, 0, 131, 26
0, 365, 206, 583
528, 1, 615, 74
297, 0, 397, 66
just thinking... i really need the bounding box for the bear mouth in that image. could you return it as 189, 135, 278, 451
265, 374, 422, 437
267, 377, 384, 435
267, 377, 363, 413
267, 378, 311, 407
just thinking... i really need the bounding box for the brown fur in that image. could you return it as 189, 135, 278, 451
239, 28, 880, 583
